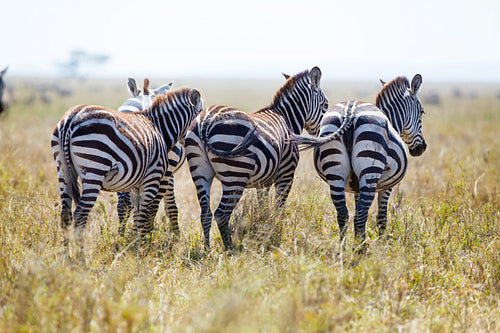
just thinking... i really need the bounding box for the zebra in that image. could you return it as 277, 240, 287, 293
51, 87, 203, 262
116, 77, 186, 236
185, 67, 330, 251
293, 74, 426, 252
0, 66, 8, 115
117, 77, 173, 112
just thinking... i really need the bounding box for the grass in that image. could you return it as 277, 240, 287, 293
0, 77, 499, 332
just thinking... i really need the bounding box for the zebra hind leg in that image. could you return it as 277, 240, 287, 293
72, 177, 105, 266
160, 175, 180, 236
60, 200, 73, 262
353, 184, 378, 254
326, 175, 349, 247
214, 187, 246, 251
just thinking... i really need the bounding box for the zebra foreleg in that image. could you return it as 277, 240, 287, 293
159, 175, 180, 236
376, 188, 392, 236
274, 180, 293, 210
200, 196, 213, 250
116, 191, 131, 236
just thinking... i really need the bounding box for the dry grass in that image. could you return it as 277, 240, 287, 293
0, 77, 499, 332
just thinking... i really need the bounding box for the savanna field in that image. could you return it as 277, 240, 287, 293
0, 76, 499, 332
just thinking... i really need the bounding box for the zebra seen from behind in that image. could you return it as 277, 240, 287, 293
0, 66, 8, 115
51, 87, 203, 263
116, 77, 186, 236
185, 67, 334, 251
293, 74, 426, 253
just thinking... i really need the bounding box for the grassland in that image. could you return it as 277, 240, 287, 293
0, 76, 499, 332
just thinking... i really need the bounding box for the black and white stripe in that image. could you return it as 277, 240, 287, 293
294, 74, 426, 252
116, 78, 186, 236
51, 87, 202, 262
185, 67, 328, 250
0, 66, 7, 114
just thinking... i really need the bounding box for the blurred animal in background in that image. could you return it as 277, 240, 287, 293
0, 66, 8, 115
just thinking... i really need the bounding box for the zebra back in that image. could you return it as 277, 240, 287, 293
197, 67, 328, 157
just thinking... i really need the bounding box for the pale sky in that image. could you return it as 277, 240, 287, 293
2, 0, 500, 81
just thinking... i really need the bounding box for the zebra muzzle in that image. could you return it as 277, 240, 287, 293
410, 142, 427, 156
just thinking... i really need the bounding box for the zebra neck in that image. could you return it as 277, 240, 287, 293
269, 104, 305, 135
146, 107, 179, 151
376, 94, 405, 135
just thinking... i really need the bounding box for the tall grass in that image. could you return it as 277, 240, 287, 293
0, 78, 499, 332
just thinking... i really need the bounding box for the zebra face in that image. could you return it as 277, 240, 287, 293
304, 67, 329, 136
305, 88, 329, 136
402, 87, 427, 157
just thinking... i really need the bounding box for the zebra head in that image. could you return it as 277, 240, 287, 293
0, 66, 7, 113
118, 77, 174, 113
127, 77, 174, 97
304, 66, 329, 136
272, 67, 328, 135
377, 74, 427, 157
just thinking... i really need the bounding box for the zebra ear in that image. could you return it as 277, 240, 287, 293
310, 66, 322, 88
0, 66, 7, 77
411, 74, 423, 95
127, 77, 140, 97
188, 89, 202, 108
154, 81, 174, 95
143, 78, 150, 95
282, 73, 290, 80
379, 79, 387, 86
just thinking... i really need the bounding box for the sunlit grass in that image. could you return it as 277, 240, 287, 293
1, 78, 499, 332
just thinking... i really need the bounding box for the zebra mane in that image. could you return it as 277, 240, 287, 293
150, 87, 192, 111
375, 76, 410, 108
265, 69, 311, 111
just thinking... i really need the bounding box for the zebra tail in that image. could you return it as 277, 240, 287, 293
293, 107, 355, 151
200, 121, 259, 157
61, 127, 81, 204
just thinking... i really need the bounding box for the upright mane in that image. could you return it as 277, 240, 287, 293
260, 70, 310, 112
375, 76, 410, 108
150, 87, 192, 111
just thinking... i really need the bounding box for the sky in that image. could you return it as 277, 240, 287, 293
2, 0, 500, 82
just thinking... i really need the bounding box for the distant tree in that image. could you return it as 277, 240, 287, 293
56, 50, 110, 77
